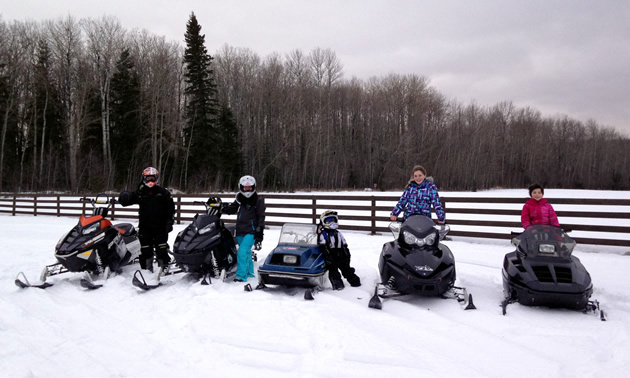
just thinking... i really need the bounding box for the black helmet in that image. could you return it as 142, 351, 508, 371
239, 175, 256, 198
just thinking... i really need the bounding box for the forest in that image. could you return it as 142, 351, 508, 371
1, 14, 629, 193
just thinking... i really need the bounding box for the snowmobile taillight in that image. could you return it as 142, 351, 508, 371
283, 255, 298, 265
538, 244, 556, 255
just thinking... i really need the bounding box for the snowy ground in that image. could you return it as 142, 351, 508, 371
1, 194, 630, 377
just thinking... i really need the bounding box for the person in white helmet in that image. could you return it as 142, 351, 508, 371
222, 175, 266, 282
118, 167, 175, 273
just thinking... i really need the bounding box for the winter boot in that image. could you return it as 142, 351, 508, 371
140, 258, 154, 273
348, 274, 361, 287
156, 259, 170, 276
330, 277, 345, 290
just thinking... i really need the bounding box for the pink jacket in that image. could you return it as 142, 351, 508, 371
521, 198, 560, 229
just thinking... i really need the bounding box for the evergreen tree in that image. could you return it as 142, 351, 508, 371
218, 104, 242, 187
183, 12, 219, 189
110, 49, 142, 188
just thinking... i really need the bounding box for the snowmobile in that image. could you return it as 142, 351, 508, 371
369, 215, 475, 310
501, 225, 605, 320
15, 195, 141, 290
255, 222, 327, 297
131, 199, 238, 290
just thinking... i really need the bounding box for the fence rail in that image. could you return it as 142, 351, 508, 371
1, 193, 629, 247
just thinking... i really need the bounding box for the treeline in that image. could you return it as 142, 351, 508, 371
1, 15, 629, 193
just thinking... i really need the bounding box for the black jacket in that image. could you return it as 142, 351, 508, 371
120, 183, 175, 231
223, 193, 265, 236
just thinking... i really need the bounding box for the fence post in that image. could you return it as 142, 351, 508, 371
177, 196, 182, 224
312, 198, 317, 224
12, 194, 16, 216
34, 195, 37, 216
57, 196, 61, 217
111, 201, 116, 221
370, 196, 376, 235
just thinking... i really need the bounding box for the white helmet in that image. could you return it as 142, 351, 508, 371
239, 175, 256, 198
320, 210, 338, 229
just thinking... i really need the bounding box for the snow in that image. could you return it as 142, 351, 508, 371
2, 190, 630, 377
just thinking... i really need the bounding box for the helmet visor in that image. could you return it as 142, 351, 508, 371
144, 175, 157, 183
324, 216, 337, 224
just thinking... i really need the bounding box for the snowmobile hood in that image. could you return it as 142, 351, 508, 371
513, 225, 575, 260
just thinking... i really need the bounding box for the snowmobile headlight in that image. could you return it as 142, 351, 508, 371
403, 231, 418, 245
538, 244, 556, 254
283, 255, 298, 265
403, 231, 436, 247
82, 223, 99, 235
198, 223, 216, 235
423, 233, 436, 246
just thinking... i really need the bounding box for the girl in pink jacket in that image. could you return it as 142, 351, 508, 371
521, 184, 560, 229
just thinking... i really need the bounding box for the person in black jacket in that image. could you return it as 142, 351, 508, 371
317, 210, 361, 290
118, 167, 175, 273
222, 175, 265, 282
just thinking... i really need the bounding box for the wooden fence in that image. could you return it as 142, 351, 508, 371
1, 193, 630, 247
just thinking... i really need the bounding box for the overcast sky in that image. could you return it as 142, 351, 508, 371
3, 0, 630, 135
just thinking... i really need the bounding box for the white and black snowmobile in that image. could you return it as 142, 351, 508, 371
131, 198, 238, 290
15, 195, 141, 290
501, 225, 605, 320
369, 215, 475, 310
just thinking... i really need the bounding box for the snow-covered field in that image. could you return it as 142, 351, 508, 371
1, 190, 630, 377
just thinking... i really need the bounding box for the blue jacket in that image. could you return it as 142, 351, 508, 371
391, 180, 445, 222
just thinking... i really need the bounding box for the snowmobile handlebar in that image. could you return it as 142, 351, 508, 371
79, 196, 117, 207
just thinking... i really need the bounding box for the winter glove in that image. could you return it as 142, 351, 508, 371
118, 190, 132, 206
255, 230, 264, 243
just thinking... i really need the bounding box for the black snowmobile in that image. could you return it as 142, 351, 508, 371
131, 198, 238, 290
369, 215, 475, 310
15, 195, 141, 290
501, 224, 605, 320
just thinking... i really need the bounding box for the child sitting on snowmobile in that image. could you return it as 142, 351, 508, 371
317, 210, 361, 290
521, 183, 560, 229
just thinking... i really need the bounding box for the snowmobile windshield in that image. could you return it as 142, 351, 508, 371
513, 225, 576, 259
401, 215, 437, 237
399, 215, 439, 248
278, 223, 318, 246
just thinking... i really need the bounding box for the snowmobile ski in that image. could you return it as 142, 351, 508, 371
304, 286, 322, 300
79, 273, 104, 290
131, 269, 164, 291
443, 286, 476, 310
14, 272, 53, 289
244, 283, 253, 292
368, 286, 383, 309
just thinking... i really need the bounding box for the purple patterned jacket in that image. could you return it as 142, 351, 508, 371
391, 180, 446, 222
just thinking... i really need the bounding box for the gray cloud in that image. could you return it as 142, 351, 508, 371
3, 0, 629, 134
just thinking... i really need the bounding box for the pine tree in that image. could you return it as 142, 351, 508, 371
183, 12, 219, 189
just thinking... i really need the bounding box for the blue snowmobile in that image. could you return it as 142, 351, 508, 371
255, 222, 327, 296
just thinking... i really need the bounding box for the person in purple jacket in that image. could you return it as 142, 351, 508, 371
521, 183, 560, 229
390, 165, 445, 224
